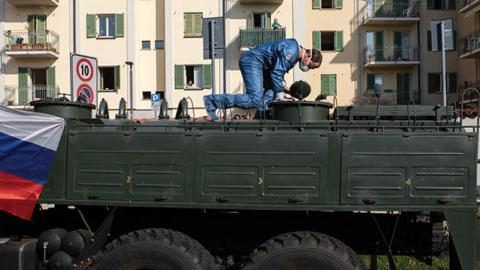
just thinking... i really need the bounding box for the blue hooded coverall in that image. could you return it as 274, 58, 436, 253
203, 39, 300, 120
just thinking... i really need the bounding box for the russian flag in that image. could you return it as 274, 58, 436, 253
0, 105, 64, 220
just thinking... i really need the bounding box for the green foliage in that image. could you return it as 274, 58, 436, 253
361, 256, 480, 270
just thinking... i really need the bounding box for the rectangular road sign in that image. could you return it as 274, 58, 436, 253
71, 54, 98, 105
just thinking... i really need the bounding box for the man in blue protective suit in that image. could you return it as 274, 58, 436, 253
203, 38, 322, 120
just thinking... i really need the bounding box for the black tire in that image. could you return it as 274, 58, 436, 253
243, 231, 364, 270
91, 228, 216, 270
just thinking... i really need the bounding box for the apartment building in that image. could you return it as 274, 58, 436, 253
1, 0, 68, 106
458, 0, 480, 98
1, 0, 474, 116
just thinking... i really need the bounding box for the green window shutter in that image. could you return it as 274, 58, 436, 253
115, 14, 124, 37
375, 0, 384, 16
427, 30, 432, 51
36, 15, 47, 44
46, 66, 56, 98
184, 14, 193, 37
449, 73, 457, 93
367, 74, 375, 96
328, 75, 337, 96
394, 31, 402, 59
313, 31, 321, 50
321, 74, 329, 95
335, 0, 343, 9
335, 31, 343, 52
18, 67, 29, 105
449, 0, 456, 9
375, 32, 384, 60
193, 13, 203, 37
427, 0, 434, 9
428, 73, 437, 93
27, 15, 35, 44
175, 65, 184, 89
203, 65, 212, 89
313, 0, 321, 9
114, 66, 120, 90
87, 14, 96, 38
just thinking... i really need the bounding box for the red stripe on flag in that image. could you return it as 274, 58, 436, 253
0, 171, 43, 220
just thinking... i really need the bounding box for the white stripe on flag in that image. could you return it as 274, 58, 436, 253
0, 105, 65, 151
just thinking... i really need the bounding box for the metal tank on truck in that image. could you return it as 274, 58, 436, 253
0, 82, 479, 270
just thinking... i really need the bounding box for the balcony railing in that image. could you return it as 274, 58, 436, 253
460, 0, 480, 12
5, 85, 58, 106
460, 32, 480, 57
240, 28, 286, 49
364, 46, 419, 65
7, 0, 58, 7
4, 30, 59, 57
363, 0, 420, 23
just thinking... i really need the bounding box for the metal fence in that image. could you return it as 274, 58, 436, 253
5, 85, 58, 106
363, 0, 421, 20
240, 28, 286, 49
364, 46, 419, 63
460, 32, 480, 55
4, 30, 59, 54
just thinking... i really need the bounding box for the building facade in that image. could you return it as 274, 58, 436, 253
0, 0, 476, 117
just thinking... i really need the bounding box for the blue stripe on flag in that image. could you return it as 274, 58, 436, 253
0, 132, 56, 185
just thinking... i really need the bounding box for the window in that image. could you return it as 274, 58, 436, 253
427, 30, 457, 51
313, 0, 343, 9
313, 31, 343, 52
428, 73, 457, 93
253, 12, 272, 29
98, 15, 115, 38
366, 74, 384, 96
184, 13, 203, 38
99, 66, 120, 91
87, 14, 124, 39
142, 40, 151, 49
174, 65, 212, 89
427, 0, 456, 10
142, 91, 152, 100
321, 74, 337, 96
155, 40, 164, 49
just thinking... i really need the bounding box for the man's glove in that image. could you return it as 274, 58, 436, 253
276, 92, 295, 101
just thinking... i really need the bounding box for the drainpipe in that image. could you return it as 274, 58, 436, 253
417, 20, 421, 104
223, 0, 226, 94
73, 0, 76, 53
0, 0, 5, 104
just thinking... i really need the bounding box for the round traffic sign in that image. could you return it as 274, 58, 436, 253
76, 84, 94, 104
76, 58, 94, 82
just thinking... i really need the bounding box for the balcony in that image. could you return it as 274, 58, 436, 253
460, 32, 480, 59
364, 46, 420, 68
363, 0, 421, 26
7, 0, 58, 7
240, 0, 283, 4
240, 28, 286, 51
459, 0, 480, 16
5, 85, 58, 106
4, 30, 59, 58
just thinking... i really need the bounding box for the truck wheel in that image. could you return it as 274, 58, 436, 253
243, 231, 364, 270
91, 228, 216, 270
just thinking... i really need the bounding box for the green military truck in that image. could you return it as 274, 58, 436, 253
1, 94, 479, 270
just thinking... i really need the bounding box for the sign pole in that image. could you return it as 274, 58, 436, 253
210, 20, 216, 95
441, 21, 447, 107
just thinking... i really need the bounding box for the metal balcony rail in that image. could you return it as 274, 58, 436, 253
460, 0, 480, 9
240, 28, 286, 49
460, 32, 480, 55
363, 0, 421, 19
6, 85, 58, 106
364, 46, 419, 63
4, 30, 59, 54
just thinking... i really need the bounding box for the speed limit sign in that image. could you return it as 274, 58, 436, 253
71, 54, 98, 105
